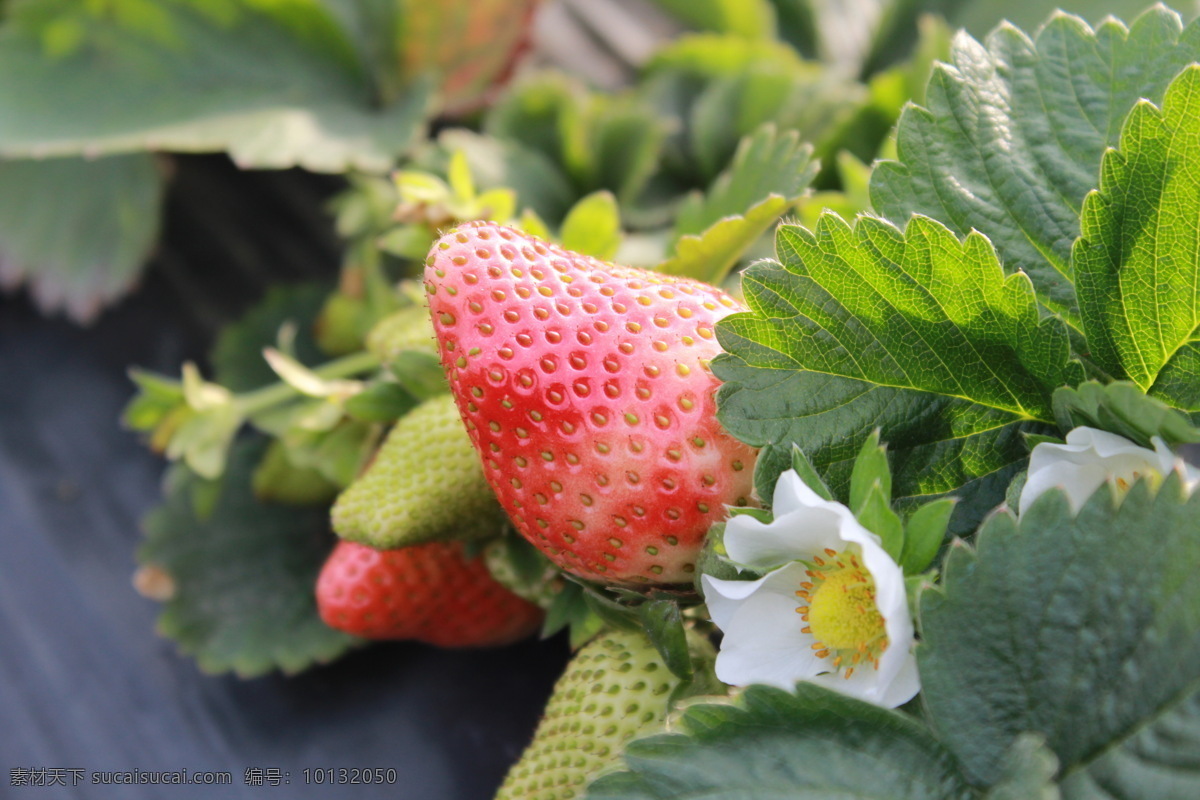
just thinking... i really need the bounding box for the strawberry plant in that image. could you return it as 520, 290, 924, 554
86, 1, 1200, 799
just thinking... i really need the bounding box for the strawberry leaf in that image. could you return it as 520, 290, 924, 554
871, 6, 1200, 324
658, 124, 816, 285
715, 214, 1082, 534
1053, 381, 1200, 449
0, 1, 430, 172
586, 683, 974, 799
559, 191, 622, 261
139, 436, 359, 677
983, 735, 1060, 800
1075, 65, 1200, 413
918, 474, 1200, 791
0, 153, 163, 322
649, 0, 778, 40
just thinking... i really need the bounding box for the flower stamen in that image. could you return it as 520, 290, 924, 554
798, 546, 889, 677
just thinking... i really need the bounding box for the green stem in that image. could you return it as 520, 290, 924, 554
235, 350, 382, 417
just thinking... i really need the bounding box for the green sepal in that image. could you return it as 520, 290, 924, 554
541, 581, 607, 649
636, 599, 693, 681
388, 350, 448, 400
751, 441, 791, 504
724, 506, 773, 524
251, 439, 339, 507
1021, 432, 1063, 451
899, 497, 955, 575
790, 443, 834, 501
854, 482, 904, 562
342, 380, 419, 423
280, 418, 376, 489
849, 428, 890, 512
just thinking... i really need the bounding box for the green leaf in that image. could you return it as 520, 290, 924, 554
643, 32, 808, 79
210, 282, 330, 392
899, 496, 954, 575
636, 599, 692, 681
658, 125, 816, 284
917, 474, 1200, 790
139, 437, 359, 677
648, 0, 778, 39
715, 214, 1080, 534
849, 428, 890, 511
1053, 381, 1200, 449
687, 66, 854, 183
871, 6, 1200, 322
984, 734, 1061, 800
566, 97, 667, 205
586, 683, 974, 799
559, 191, 622, 261
1075, 65, 1200, 412
0, 153, 163, 322
0, 2, 431, 172
1059, 688, 1200, 800
485, 72, 578, 167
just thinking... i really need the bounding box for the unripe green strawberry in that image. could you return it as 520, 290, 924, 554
424, 222, 758, 585
495, 627, 701, 800
331, 393, 504, 547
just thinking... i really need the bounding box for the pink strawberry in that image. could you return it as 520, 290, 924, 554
316, 540, 544, 646
424, 221, 757, 584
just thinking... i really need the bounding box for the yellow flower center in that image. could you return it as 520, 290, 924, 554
795, 547, 888, 678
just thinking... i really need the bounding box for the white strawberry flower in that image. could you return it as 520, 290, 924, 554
702, 471, 919, 708
1019, 427, 1200, 516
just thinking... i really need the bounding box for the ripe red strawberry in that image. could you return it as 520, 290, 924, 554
424, 221, 757, 584
316, 540, 543, 646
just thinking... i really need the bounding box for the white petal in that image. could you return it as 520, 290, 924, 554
771, 470, 827, 517
723, 507, 846, 570
702, 572, 769, 632
705, 563, 825, 690
877, 649, 921, 707
1020, 427, 1169, 515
